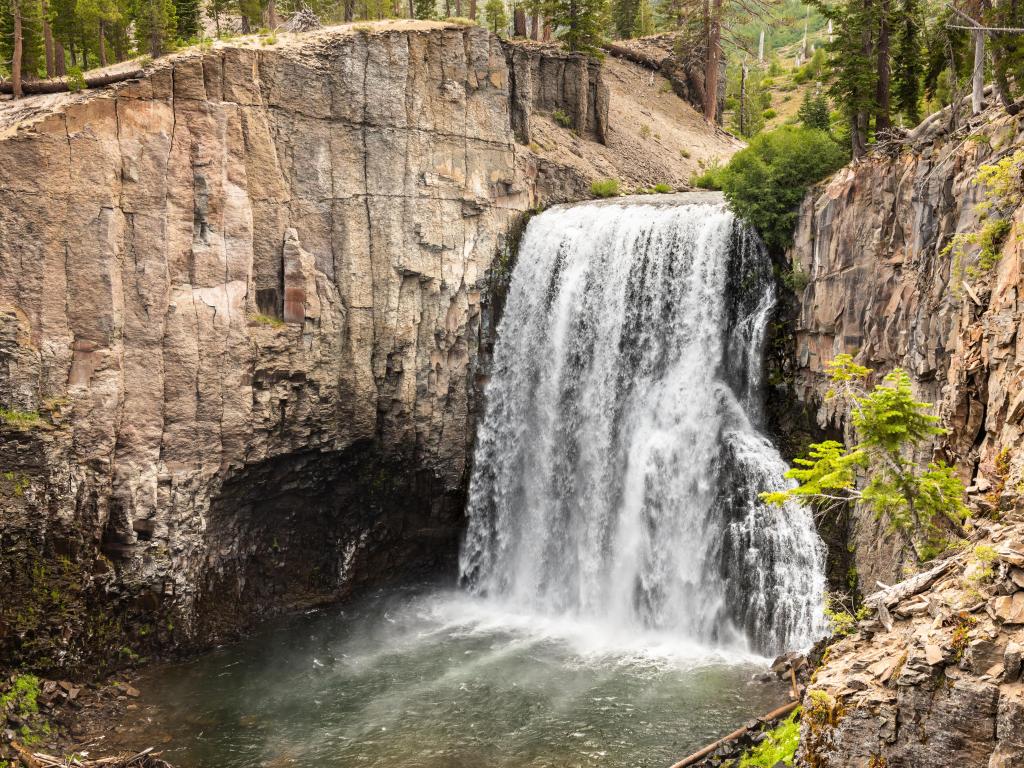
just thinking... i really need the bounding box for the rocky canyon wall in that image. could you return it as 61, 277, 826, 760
789, 110, 1024, 589
0, 22, 604, 671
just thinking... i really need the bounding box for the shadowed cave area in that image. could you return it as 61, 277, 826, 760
189, 444, 467, 645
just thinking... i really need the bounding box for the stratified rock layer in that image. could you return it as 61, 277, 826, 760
0, 23, 595, 668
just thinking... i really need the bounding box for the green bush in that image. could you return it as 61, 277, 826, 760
717, 126, 847, 252
739, 710, 800, 767
590, 179, 620, 198
762, 108, 777, 119
691, 160, 725, 190
552, 109, 573, 128
66, 65, 86, 92
653, 183, 672, 193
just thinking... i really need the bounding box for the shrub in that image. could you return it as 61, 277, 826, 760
762, 108, 777, 120
716, 126, 847, 252
552, 108, 573, 128
739, 710, 800, 767
679, 148, 691, 159
691, 160, 724, 190
653, 183, 672, 193
781, 264, 810, 292
590, 179, 620, 198
66, 66, 86, 92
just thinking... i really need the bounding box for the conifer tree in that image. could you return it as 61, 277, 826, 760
413, 0, 434, 19
2, 0, 45, 79
611, 0, 638, 39
892, 0, 920, 124
173, 0, 199, 38
132, 0, 176, 56
483, 0, 505, 32
798, 88, 831, 130
546, 0, 606, 53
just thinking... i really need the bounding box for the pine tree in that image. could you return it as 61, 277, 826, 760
413, 0, 434, 18
546, 0, 605, 53
483, 0, 505, 32
131, 0, 175, 55
891, 0, 920, 124
173, 0, 198, 38
1, 0, 45, 79
611, 0, 637, 39
798, 88, 831, 130
811, 0, 878, 157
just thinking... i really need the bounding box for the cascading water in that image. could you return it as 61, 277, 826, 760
460, 195, 827, 655
113, 195, 830, 768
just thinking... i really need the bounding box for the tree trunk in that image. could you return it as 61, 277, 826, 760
739, 63, 746, 135
542, 21, 551, 40
468, 0, 476, 18
973, 28, 985, 114
241, 14, 251, 32
43, 2, 55, 78
11, 0, 23, 99
875, 0, 891, 131
213, 7, 221, 36
98, 21, 107, 67
513, 6, 526, 36
266, 0, 279, 28
455, 0, 461, 15
851, 110, 868, 158
703, 0, 722, 123
530, 12, 538, 39
54, 39, 66, 76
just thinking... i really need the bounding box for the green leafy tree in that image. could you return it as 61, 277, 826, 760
798, 88, 831, 130
763, 354, 967, 562
414, 0, 435, 18
716, 125, 847, 251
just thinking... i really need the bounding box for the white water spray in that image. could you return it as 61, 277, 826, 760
460, 197, 826, 655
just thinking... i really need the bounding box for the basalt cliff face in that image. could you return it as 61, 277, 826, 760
788, 110, 1024, 767
789, 110, 1024, 589
0, 22, 606, 670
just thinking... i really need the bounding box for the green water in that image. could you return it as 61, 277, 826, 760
120, 588, 790, 768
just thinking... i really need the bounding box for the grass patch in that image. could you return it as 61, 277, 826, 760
0, 406, 43, 430
652, 182, 672, 193
251, 313, 285, 328
445, 15, 477, 25
590, 179, 620, 198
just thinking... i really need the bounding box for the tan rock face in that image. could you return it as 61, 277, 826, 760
789, 110, 1024, 588
0, 25, 599, 670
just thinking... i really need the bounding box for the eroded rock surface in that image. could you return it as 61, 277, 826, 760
801, 519, 1024, 768
789, 109, 1024, 589
0, 22, 598, 669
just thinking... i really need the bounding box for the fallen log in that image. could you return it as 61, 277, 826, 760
602, 42, 666, 71
666, 700, 800, 768
0, 68, 144, 95
863, 556, 961, 610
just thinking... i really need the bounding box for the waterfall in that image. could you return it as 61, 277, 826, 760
459, 196, 827, 655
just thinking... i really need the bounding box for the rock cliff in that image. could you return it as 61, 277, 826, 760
788, 108, 1024, 767
789, 109, 1024, 589
0, 21, 608, 670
